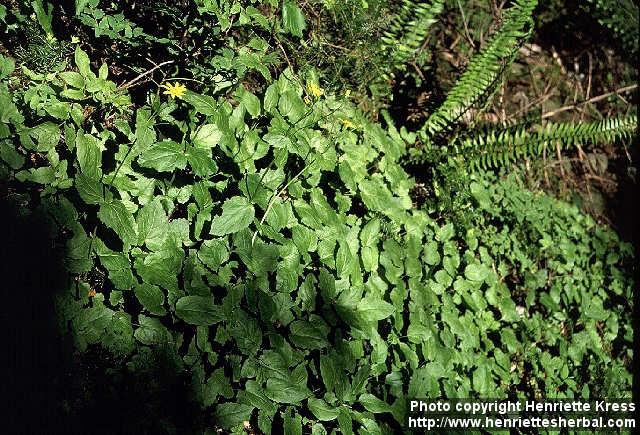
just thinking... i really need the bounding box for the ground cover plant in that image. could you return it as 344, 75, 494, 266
0, 0, 637, 433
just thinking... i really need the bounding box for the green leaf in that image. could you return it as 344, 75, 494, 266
193, 124, 222, 149
0, 142, 25, 169
210, 196, 255, 236
138, 140, 187, 172
359, 393, 392, 413
198, 238, 229, 270
134, 314, 170, 345
75, 132, 102, 178
307, 398, 339, 421
75, 46, 92, 77
282, 0, 306, 38
240, 89, 261, 117
75, 173, 105, 205
265, 378, 311, 404
98, 201, 138, 246
59, 71, 85, 88
464, 263, 490, 282
175, 295, 224, 326
24, 122, 60, 152
182, 91, 217, 115
187, 146, 218, 177
136, 198, 168, 250
357, 295, 395, 323
134, 283, 166, 316
289, 315, 329, 349
0, 55, 15, 80
214, 403, 254, 429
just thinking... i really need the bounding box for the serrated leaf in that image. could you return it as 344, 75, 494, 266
356, 296, 395, 323
464, 263, 490, 282
75, 173, 104, 205
182, 91, 217, 115
307, 398, 339, 421
75, 132, 101, 178
138, 140, 187, 172
359, 393, 392, 413
134, 283, 166, 316
193, 124, 222, 149
75, 46, 92, 77
210, 196, 255, 236
214, 403, 254, 429
175, 295, 224, 326
187, 146, 217, 177
265, 378, 311, 404
136, 198, 168, 250
198, 238, 229, 270
134, 314, 170, 345
289, 315, 329, 349
282, 0, 306, 38
98, 200, 138, 246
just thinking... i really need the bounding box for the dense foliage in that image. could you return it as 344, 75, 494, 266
0, 0, 636, 433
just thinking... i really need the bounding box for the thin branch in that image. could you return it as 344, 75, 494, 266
542, 84, 638, 119
117, 60, 174, 90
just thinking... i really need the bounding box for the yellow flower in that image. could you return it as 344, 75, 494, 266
71, 36, 80, 44
161, 81, 187, 99
303, 95, 311, 105
306, 82, 324, 98
341, 119, 357, 129
344, 89, 351, 97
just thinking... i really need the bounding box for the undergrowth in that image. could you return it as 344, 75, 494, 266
0, 0, 636, 433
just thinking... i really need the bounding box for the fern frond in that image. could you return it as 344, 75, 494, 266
455, 115, 637, 170
586, 0, 639, 56
420, 0, 538, 138
379, 0, 445, 79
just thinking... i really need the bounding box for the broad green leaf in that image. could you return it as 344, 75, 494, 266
75, 173, 104, 205
289, 315, 329, 349
0, 142, 25, 169
0, 55, 15, 80
98, 200, 138, 245
265, 378, 311, 404
210, 196, 255, 236
358, 393, 392, 413
75, 46, 92, 77
134, 283, 166, 316
214, 403, 254, 429
282, 0, 306, 38
464, 263, 490, 282
187, 146, 217, 177
307, 398, 339, 421
138, 140, 187, 172
175, 295, 224, 326
134, 314, 170, 345
22, 122, 60, 152
193, 124, 222, 149
182, 91, 217, 115
75, 132, 102, 178
136, 198, 168, 250
241, 89, 261, 116
357, 296, 395, 323
198, 238, 229, 269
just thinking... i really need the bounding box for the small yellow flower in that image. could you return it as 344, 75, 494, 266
306, 82, 324, 98
344, 89, 351, 97
71, 36, 80, 44
341, 119, 357, 129
88, 288, 97, 298
303, 95, 311, 105
161, 81, 187, 99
